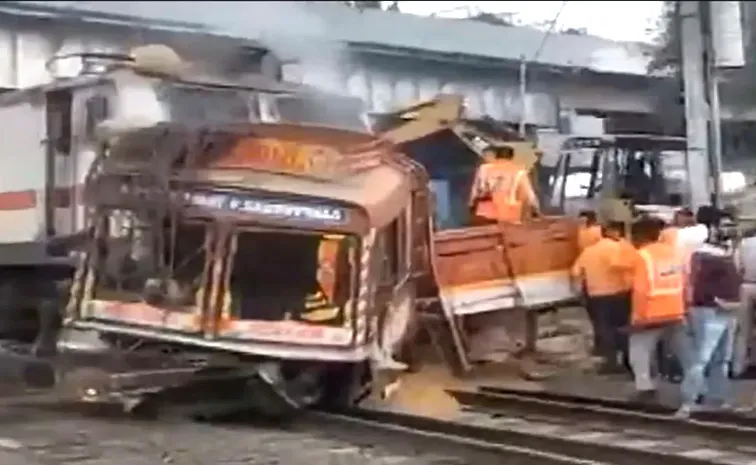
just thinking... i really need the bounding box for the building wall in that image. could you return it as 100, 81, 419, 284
287, 52, 670, 128
0, 17, 260, 89
0, 18, 133, 88
0, 15, 750, 127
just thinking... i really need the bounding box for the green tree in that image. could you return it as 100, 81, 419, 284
649, 1, 756, 107
648, 1, 679, 74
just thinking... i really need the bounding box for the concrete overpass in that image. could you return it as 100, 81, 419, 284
0, 1, 753, 129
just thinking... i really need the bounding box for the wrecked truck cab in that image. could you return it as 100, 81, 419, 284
65, 121, 421, 411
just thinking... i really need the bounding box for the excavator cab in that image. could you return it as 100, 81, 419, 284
542, 134, 688, 224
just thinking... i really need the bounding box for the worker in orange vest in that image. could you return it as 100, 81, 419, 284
571, 221, 633, 373
573, 209, 604, 354
627, 216, 688, 401
578, 210, 602, 252
469, 146, 498, 225
469, 145, 539, 224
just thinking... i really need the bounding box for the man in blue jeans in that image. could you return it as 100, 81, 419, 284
677, 210, 742, 418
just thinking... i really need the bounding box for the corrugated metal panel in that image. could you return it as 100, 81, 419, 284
3, 1, 651, 75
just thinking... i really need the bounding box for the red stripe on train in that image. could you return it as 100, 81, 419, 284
0, 190, 36, 211
0, 185, 86, 211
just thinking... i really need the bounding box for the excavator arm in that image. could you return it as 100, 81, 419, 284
373, 93, 541, 171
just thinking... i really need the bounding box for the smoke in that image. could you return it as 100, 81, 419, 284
164, 1, 352, 93
224, 2, 346, 63
195, 2, 363, 124
140, 1, 366, 128
48, 1, 364, 126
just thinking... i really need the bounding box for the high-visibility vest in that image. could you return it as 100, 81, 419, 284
472, 161, 526, 223
631, 242, 685, 326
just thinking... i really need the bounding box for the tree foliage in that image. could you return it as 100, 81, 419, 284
648, 1, 680, 74
649, 1, 756, 107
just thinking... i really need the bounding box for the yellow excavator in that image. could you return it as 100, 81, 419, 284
370, 94, 578, 373
368, 93, 751, 372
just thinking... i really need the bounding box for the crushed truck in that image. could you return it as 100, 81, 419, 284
0, 44, 426, 415
0, 44, 587, 413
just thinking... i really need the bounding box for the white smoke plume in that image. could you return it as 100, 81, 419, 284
160, 1, 351, 92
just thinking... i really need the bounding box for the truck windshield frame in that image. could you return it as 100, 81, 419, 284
217, 225, 357, 329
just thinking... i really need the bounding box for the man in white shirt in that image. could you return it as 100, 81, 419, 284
672, 208, 709, 261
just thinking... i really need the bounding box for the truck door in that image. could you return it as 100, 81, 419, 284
375, 208, 416, 354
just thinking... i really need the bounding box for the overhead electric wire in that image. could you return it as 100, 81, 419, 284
531, 0, 570, 62
518, 0, 569, 135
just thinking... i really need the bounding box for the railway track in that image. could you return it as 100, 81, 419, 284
442, 386, 756, 465
0, 389, 590, 465
4, 378, 756, 464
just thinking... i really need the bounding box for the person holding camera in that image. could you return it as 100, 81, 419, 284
676, 207, 742, 418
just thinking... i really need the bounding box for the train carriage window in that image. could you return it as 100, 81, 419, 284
85, 94, 110, 139
46, 90, 72, 155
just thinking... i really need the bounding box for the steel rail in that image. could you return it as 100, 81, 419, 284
448, 388, 756, 443
309, 406, 727, 465
477, 385, 756, 427
447, 387, 756, 462
305, 409, 604, 465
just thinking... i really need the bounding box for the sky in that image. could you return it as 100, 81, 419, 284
395, 1, 665, 43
